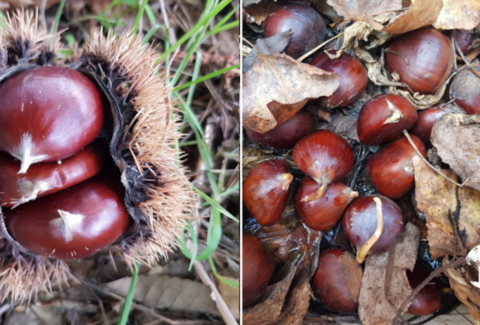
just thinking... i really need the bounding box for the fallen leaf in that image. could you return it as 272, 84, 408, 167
382, 0, 443, 34
432, 113, 480, 192
358, 223, 421, 325
5, 0, 60, 8
434, 0, 480, 30
413, 155, 480, 258
106, 275, 220, 317
326, 0, 402, 23
244, 0, 283, 25
311, 0, 342, 22
218, 278, 240, 320
244, 31, 293, 72
443, 258, 480, 322
243, 53, 339, 133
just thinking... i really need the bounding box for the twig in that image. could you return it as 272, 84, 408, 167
159, 0, 177, 44
297, 32, 344, 62
394, 257, 466, 322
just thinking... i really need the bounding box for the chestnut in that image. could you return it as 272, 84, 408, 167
312, 249, 361, 312
450, 68, 480, 115
357, 94, 418, 146
0, 66, 104, 173
245, 110, 315, 149
311, 53, 368, 108
296, 178, 358, 232
407, 264, 442, 315
0, 142, 106, 208
386, 28, 454, 95
263, 5, 326, 59
343, 196, 404, 262
243, 233, 275, 308
243, 159, 293, 226
366, 135, 427, 199
454, 29, 475, 55
292, 130, 353, 200
4, 175, 130, 260
410, 107, 447, 147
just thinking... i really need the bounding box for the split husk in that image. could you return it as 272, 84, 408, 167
0, 10, 195, 302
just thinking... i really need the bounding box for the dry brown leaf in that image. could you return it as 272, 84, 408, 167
432, 114, 480, 192
311, 0, 342, 22
244, 0, 283, 25
106, 275, 220, 317
413, 155, 480, 258
443, 259, 480, 322
326, 0, 402, 23
358, 223, 420, 325
243, 53, 339, 133
4, 0, 60, 8
382, 0, 443, 34
434, 0, 480, 30
218, 278, 240, 320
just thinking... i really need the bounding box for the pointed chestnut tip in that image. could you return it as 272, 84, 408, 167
301, 183, 327, 202
279, 172, 294, 190
350, 190, 359, 199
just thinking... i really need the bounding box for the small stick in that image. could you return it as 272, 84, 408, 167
356, 197, 383, 263
297, 32, 344, 62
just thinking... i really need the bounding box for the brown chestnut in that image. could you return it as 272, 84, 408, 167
386, 28, 454, 95
292, 130, 353, 200
4, 175, 130, 260
312, 249, 361, 312
243, 159, 293, 226
343, 196, 404, 261
243, 233, 275, 308
410, 107, 447, 147
366, 135, 426, 199
311, 53, 368, 108
454, 29, 475, 55
296, 178, 358, 231
245, 110, 315, 149
450, 67, 480, 115
357, 94, 418, 146
0, 142, 106, 208
407, 264, 442, 315
264, 5, 326, 59
0, 66, 104, 173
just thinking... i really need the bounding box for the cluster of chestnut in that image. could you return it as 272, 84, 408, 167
241, 3, 470, 318
0, 66, 130, 260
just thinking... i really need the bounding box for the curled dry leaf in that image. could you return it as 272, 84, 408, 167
358, 223, 421, 325
243, 53, 339, 133
413, 155, 480, 258
244, 0, 283, 25
382, 0, 443, 34
433, 0, 480, 30
443, 257, 480, 322
432, 114, 480, 192
326, 0, 402, 26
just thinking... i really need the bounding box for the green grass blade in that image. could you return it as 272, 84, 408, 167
206, 20, 239, 37
132, 0, 148, 35
142, 24, 164, 44
51, 0, 66, 34
193, 186, 239, 222
209, 257, 239, 288
117, 262, 140, 325
156, 0, 232, 62
175, 64, 239, 92
186, 221, 199, 270
196, 209, 222, 260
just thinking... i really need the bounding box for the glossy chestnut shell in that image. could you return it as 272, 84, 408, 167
243, 159, 293, 226
264, 5, 326, 59
450, 67, 480, 115
407, 264, 442, 315
4, 175, 130, 260
357, 94, 418, 146
343, 196, 405, 255
311, 53, 368, 108
296, 178, 357, 231
454, 29, 475, 55
0, 142, 106, 207
292, 130, 353, 197
243, 233, 275, 308
410, 107, 447, 147
366, 135, 426, 199
386, 28, 454, 95
245, 110, 315, 149
0, 66, 104, 173
312, 249, 360, 312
